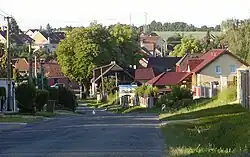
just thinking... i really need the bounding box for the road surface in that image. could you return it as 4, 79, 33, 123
0, 105, 164, 157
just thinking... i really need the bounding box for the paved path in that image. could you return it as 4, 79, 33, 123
0, 105, 164, 157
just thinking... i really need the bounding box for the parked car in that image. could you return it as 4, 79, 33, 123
50, 83, 65, 88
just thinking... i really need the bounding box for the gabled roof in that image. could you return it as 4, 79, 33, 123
39, 31, 66, 44
191, 49, 249, 73
147, 57, 181, 73
147, 72, 191, 86
135, 68, 155, 81
186, 59, 204, 71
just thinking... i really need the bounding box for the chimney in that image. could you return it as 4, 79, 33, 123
133, 65, 136, 69
48, 37, 51, 44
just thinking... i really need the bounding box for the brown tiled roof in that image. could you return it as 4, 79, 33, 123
147, 72, 192, 86
135, 68, 155, 81
43, 63, 65, 78
14, 58, 29, 71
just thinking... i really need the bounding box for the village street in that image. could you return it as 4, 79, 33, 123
0, 105, 164, 157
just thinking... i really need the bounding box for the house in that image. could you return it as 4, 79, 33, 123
26, 30, 66, 53
91, 61, 135, 96
134, 68, 158, 84
146, 71, 192, 93
147, 57, 181, 73
140, 34, 166, 57
13, 58, 77, 88
177, 49, 248, 88
0, 30, 34, 46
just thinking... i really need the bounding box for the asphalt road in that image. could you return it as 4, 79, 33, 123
0, 105, 165, 157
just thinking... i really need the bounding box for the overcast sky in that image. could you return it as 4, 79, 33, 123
0, 0, 249, 30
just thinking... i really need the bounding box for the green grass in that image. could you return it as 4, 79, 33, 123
1, 111, 58, 123
0, 115, 43, 123
160, 87, 250, 156
161, 101, 250, 156
122, 106, 162, 114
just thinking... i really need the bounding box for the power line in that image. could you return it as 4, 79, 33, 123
0, 8, 10, 17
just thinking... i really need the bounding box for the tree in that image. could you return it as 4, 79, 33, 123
57, 25, 111, 94
57, 24, 140, 95
170, 36, 203, 57
46, 23, 53, 33
222, 19, 250, 63
109, 24, 140, 66
9, 17, 20, 35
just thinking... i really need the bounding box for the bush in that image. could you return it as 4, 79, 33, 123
158, 86, 193, 110
16, 83, 36, 113
58, 87, 77, 111
218, 86, 236, 103
35, 89, 49, 111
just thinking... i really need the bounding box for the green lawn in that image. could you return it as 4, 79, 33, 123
1, 111, 58, 123
161, 101, 250, 157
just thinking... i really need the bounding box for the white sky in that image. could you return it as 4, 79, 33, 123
0, 0, 249, 30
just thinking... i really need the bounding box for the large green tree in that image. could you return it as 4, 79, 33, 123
170, 36, 203, 57
57, 24, 139, 92
222, 19, 250, 63
57, 24, 140, 94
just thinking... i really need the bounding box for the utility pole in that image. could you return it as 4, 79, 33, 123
28, 42, 32, 82
144, 12, 148, 34
4, 16, 13, 111
129, 13, 132, 26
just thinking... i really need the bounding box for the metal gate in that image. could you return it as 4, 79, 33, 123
237, 69, 250, 109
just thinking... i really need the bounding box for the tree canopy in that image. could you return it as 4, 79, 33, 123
222, 19, 250, 63
170, 36, 203, 57
56, 24, 140, 93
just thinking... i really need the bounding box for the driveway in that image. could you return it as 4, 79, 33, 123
0, 105, 164, 157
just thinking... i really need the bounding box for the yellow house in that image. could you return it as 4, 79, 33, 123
176, 49, 248, 88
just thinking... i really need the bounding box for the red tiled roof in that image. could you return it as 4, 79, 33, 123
147, 72, 192, 86
191, 49, 226, 73
187, 59, 204, 71
135, 68, 155, 81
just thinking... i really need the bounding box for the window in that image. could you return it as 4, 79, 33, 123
230, 64, 236, 73
215, 65, 221, 74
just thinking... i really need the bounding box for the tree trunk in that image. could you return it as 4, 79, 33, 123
82, 81, 90, 97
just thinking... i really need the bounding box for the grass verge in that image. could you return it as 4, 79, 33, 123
161, 102, 250, 156
1, 111, 57, 123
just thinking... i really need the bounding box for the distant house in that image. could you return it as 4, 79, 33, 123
140, 34, 166, 57
134, 68, 157, 84
13, 58, 77, 87
147, 57, 181, 73
26, 30, 66, 53
0, 30, 34, 46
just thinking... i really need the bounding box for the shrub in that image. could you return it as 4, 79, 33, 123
58, 87, 77, 111
218, 86, 236, 103
159, 86, 193, 110
16, 82, 36, 113
35, 89, 49, 111
135, 85, 159, 97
